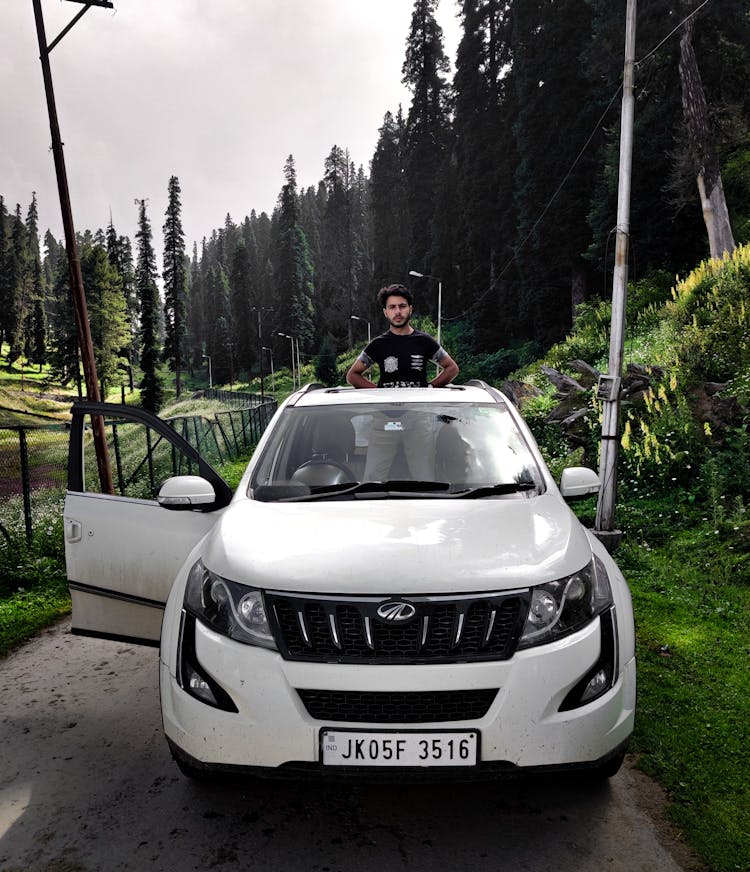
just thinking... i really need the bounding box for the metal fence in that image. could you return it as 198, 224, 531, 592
0, 424, 69, 544
0, 394, 277, 542
166, 402, 276, 469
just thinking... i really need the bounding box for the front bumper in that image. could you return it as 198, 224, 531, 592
160, 613, 636, 773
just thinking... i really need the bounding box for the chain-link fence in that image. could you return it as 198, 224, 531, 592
0, 395, 278, 542
166, 402, 277, 469
0, 424, 69, 544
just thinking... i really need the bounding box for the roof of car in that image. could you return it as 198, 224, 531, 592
290, 382, 506, 408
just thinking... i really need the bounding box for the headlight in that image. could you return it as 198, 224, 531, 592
184, 559, 277, 649
517, 557, 613, 649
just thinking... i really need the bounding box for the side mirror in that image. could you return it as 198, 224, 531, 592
158, 475, 217, 510
559, 467, 600, 501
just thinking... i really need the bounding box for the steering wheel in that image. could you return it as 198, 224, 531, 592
290, 459, 357, 487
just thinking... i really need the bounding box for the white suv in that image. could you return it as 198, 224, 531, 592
64, 382, 635, 780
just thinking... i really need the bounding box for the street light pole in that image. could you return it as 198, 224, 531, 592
202, 354, 212, 389
278, 333, 295, 389
32, 0, 114, 495
350, 314, 371, 343
251, 306, 264, 397
408, 270, 442, 347
262, 346, 275, 392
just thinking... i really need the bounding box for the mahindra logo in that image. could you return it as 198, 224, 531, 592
376, 600, 416, 622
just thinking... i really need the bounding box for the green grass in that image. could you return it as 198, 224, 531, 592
0, 516, 70, 657
614, 497, 750, 872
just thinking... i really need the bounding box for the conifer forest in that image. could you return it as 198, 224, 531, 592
1, 0, 749, 408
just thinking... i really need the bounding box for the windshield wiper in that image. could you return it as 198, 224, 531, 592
450, 481, 538, 499
266, 480, 536, 503
274, 480, 452, 502
352, 480, 452, 499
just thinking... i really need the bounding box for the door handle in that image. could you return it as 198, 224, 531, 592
65, 519, 82, 543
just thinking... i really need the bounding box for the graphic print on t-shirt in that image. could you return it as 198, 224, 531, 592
410, 355, 424, 371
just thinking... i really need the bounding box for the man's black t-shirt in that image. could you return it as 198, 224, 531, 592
357, 329, 446, 387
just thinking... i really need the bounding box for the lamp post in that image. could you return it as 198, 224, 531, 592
350, 314, 371, 344
251, 307, 264, 397
202, 354, 212, 389
408, 270, 442, 348
278, 332, 295, 389
262, 346, 275, 393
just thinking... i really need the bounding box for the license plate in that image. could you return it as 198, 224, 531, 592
320, 730, 478, 767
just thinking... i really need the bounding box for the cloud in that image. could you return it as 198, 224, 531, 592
2, 0, 460, 253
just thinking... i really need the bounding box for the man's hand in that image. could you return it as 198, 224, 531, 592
346, 359, 378, 388
430, 354, 459, 387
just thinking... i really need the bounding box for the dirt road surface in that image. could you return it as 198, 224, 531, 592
0, 618, 702, 872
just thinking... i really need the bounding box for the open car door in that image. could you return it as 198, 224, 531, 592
64, 402, 233, 646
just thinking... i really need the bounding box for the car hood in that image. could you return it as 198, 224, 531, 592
200, 495, 592, 594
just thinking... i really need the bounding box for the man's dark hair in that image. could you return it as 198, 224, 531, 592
378, 283, 413, 308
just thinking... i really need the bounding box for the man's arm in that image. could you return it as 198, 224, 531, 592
429, 354, 459, 387
346, 358, 378, 389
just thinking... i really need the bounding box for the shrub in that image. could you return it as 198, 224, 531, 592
314, 335, 339, 386
545, 299, 611, 371
619, 370, 706, 488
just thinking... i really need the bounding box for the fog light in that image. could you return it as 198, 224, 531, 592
177, 612, 239, 713
580, 667, 610, 703
186, 666, 218, 706
559, 609, 618, 711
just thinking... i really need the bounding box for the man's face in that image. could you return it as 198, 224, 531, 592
383, 295, 412, 329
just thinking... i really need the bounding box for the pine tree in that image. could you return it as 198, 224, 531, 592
24, 193, 44, 364
162, 175, 188, 395
402, 0, 451, 285
229, 236, 254, 378
210, 267, 233, 386
185, 242, 204, 370
320, 145, 353, 346
82, 243, 129, 396
314, 334, 339, 386
46, 246, 79, 389
370, 110, 409, 291
275, 155, 315, 361
106, 221, 137, 391
6, 205, 27, 361
509, 0, 600, 344
0, 197, 9, 350
135, 199, 164, 412
349, 164, 373, 331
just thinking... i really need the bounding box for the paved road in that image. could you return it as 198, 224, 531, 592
0, 619, 701, 872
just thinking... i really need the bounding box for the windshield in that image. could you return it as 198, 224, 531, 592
249, 402, 544, 501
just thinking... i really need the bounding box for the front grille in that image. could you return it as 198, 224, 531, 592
297, 688, 498, 723
265, 590, 530, 663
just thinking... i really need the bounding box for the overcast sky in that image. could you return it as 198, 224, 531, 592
2, 0, 461, 258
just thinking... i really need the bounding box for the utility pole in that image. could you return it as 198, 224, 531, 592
251, 306, 270, 398
32, 0, 114, 494
594, 0, 637, 550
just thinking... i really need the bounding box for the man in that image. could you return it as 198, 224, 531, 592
346, 284, 459, 389
346, 284, 459, 481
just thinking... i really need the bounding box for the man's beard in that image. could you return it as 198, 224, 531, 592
388, 313, 410, 329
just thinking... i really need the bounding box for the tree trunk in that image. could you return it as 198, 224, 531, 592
678, 16, 735, 259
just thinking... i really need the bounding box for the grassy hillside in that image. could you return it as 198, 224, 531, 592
513, 245, 750, 872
